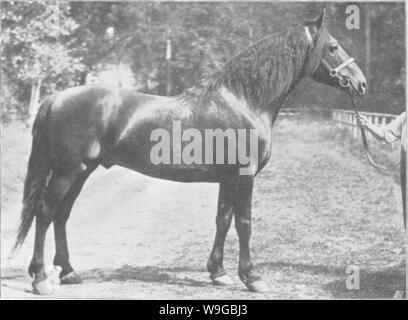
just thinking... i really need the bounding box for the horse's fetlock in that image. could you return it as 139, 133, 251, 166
58, 265, 74, 278
238, 267, 260, 284
28, 261, 45, 278
53, 256, 73, 274
239, 261, 254, 274
207, 258, 216, 274
220, 214, 232, 226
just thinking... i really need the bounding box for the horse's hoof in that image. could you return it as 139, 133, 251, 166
60, 271, 83, 285
245, 280, 270, 293
32, 278, 55, 295
212, 274, 235, 286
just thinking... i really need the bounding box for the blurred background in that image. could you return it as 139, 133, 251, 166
1, 1, 405, 123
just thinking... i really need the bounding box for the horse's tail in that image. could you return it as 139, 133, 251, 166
13, 97, 54, 251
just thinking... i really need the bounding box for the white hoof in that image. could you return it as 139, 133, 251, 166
60, 271, 83, 285
32, 277, 55, 295
245, 280, 270, 293
212, 274, 235, 286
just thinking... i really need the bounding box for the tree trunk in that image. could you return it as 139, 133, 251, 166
364, 6, 371, 108
28, 78, 42, 122
143, 72, 150, 93
166, 38, 172, 96
248, 6, 254, 40
79, 70, 88, 85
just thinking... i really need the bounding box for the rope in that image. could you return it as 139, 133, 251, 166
349, 93, 400, 175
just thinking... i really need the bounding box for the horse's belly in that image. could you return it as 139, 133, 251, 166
107, 159, 236, 183
105, 121, 271, 182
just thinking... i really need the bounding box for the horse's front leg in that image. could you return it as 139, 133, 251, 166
234, 176, 270, 293
207, 177, 237, 286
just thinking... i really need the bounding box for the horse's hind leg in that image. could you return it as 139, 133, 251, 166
29, 212, 53, 294
53, 164, 97, 284
207, 177, 237, 286
29, 170, 74, 294
29, 164, 94, 294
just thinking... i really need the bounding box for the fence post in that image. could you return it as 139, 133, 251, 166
381, 117, 387, 125
352, 114, 358, 139
332, 109, 396, 143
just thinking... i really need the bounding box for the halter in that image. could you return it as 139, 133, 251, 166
322, 57, 355, 87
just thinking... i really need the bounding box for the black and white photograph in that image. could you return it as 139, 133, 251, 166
0, 0, 406, 302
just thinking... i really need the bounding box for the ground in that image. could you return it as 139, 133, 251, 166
0, 117, 405, 299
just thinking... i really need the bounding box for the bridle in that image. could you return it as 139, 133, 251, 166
322, 57, 355, 88
322, 56, 399, 174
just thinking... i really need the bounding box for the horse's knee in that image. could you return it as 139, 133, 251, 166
216, 213, 232, 230
235, 217, 251, 230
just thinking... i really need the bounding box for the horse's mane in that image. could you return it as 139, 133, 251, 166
182, 23, 328, 110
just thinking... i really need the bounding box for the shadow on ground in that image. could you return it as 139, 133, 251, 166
260, 261, 346, 276
79, 259, 407, 298
259, 260, 406, 299
2, 260, 405, 299
81, 264, 211, 288
324, 265, 406, 299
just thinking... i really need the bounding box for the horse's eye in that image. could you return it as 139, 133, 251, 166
329, 45, 338, 54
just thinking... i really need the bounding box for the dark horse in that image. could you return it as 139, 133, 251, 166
15, 10, 366, 294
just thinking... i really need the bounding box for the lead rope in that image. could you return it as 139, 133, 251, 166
349, 93, 399, 174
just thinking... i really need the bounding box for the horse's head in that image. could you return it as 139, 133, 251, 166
305, 9, 366, 95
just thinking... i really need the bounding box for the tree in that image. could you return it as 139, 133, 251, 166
1, 1, 84, 121
1, 2, 404, 121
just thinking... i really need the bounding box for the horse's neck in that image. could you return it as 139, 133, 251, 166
218, 30, 309, 116
222, 66, 307, 125
266, 76, 305, 124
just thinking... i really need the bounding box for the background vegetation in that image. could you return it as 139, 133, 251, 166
1, 1, 405, 122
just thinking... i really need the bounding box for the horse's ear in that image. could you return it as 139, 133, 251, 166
304, 8, 325, 44
313, 8, 325, 28
306, 8, 325, 29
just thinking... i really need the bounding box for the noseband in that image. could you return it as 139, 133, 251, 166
322, 57, 355, 87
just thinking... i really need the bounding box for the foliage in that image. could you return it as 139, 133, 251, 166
1, 1, 85, 118
1, 1, 405, 121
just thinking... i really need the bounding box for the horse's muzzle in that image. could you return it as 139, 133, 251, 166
341, 77, 366, 95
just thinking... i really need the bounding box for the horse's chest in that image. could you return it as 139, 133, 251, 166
257, 133, 272, 168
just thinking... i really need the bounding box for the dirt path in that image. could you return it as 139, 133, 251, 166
1, 119, 405, 299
